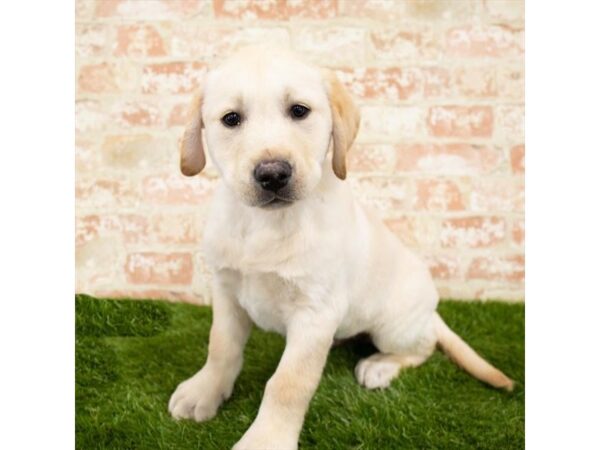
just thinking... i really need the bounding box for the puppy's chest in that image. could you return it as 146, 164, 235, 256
236, 272, 301, 335
205, 222, 330, 282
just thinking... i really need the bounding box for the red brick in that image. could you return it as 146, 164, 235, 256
510, 144, 525, 173
385, 217, 416, 246
451, 66, 497, 98
360, 106, 425, 141
342, 0, 477, 21
76, 100, 110, 133
128, 214, 200, 245
141, 62, 206, 94
111, 215, 149, 244
512, 218, 525, 247
293, 27, 368, 66
167, 103, 188, 127
341, 0, 408, 20
467, 254, 524, 282
427, 106, 493, 138
286, 0, 337, 18
422, 66, 498, 99
125, 252, 193, 285
469, 177, 524, 212
143, 174, 215, 205
496, 105, 525, 143
370, 26, 439, 60
515, 178, 525, 212
76, 0, 94, 20
77, 62, 138, 94
424, 254, 462, 280
441, 216, 505, 248
76, 214, 149, 246
76, 213, 201, 246
169, 25, 290, 60
95, 0, 201, 18
76, 215, 101, 246
75, 178, 139, 208
336, 67, 421, 101
151, 214, 201, 244
213, 0, 337, 19
350, 177, 410, 213
115, 101, 162, 127
77, 63, 117, 93
371, 28, 419, 59
352, 176, 410, 202
421, 67, 451, 98
75, 138, 99, 172
214, 0, 286, 19
497, 64, 525, 100
76, 24, 109, 57
395, 143, 502, 175
413, 178, 465, 211
384, 216, 438, 248
348, 144, 396, 173
115, 25, 167, 57
406, 0, 478, 20
445, 25, 524, 58
117, 214, 200, 244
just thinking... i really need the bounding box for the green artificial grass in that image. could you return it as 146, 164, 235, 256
75, 294, 524, 449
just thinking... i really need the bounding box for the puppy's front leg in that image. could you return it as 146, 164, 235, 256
169, 273, 251, 422
233, 309, 337, 450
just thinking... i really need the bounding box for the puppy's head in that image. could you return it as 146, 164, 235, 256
180, 46, 360, 208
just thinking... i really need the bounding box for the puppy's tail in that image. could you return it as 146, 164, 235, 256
433, 312, 514, 391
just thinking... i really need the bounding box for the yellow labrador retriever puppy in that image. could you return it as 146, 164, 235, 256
169, 45, 513, 450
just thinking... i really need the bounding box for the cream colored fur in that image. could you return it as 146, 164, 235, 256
169, 46, 513, 450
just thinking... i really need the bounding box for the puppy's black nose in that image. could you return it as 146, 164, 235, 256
253, 160, 292, 192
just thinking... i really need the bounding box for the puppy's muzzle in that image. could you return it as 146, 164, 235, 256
253, 160, 292, 193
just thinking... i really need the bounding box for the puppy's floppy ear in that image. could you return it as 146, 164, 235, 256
324, 70, 360, 180
180, 91, 206, 176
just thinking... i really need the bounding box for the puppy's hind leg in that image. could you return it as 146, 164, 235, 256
355, 352, 429, 389
354, 320, 437, 390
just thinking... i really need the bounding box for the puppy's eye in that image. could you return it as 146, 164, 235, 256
221, 112, 241, 127
290, 104, 310, 120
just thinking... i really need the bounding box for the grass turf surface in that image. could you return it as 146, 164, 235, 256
76, 294, 524, 449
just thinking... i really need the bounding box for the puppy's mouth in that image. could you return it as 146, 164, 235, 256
259, 195, 294, 209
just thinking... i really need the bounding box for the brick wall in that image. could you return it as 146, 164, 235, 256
75, 0, 525, 303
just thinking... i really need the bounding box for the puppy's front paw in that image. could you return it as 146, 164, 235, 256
168, 369, 230, 422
